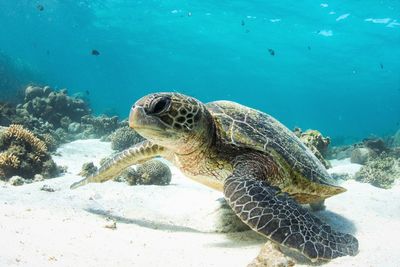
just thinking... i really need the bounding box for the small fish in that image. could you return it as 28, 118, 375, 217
241, 20, 245, 26
307, 46, 311, 50
187, 12, 192, 17
245, 29, 250, 33
380, 63, 384, 69
268, 48, 275, 56
91, 49, 100, 56
85, 90, 90, 95
37, 4, 44, 11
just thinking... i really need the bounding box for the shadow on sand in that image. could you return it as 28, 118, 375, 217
85, 208, 204, 233
85, 201, 358, 258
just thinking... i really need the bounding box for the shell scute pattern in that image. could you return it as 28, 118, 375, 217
206, 100, 335, 186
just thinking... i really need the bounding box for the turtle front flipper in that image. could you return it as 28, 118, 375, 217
223, 159, 358, 262
70, 141, 165, 189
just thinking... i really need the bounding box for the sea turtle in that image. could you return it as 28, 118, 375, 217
71, 92, 358, 261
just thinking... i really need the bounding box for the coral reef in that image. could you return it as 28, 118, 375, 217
123, 160, 171, 186
110, 126, 145, 151
295, 128, 331, 168
0, 124, 60, 180
21, 86, 90, 128
0, 85, 128, 149
354, 154, 400, 189
80, 115, 123, 139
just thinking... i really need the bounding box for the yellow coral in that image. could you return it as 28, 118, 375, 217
2, 124, 47, 156
0, 152, 21, 169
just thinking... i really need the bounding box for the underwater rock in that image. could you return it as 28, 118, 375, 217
296, 128, 331, 168
362, 138, 388, 155
34, 174, 45, 182
79, 162, 98, 178
40, 184, 56, 192
104, 219, 117, 230
354, 154, 400, 189
350, 147, 375, 165
24, 85, 46, 101
0, 125, 60, 180
214, 198, 251, 233
122, 160, 171, 186
248, 242, 295, 267
9, 175, 25, 186
67, 122, 81, 134
110, 126, 145, 151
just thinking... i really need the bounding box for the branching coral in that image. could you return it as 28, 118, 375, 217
0, 124, 59, 180
2, 124, 47, 156
0, 152, 20, 178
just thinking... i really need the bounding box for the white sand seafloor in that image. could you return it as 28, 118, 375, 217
0, 140, 399, 267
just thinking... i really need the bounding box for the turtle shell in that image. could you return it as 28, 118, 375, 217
206, 100, 340, 191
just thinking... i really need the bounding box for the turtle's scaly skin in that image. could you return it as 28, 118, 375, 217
71, 92, 358, 262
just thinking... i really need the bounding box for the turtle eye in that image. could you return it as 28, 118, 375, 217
148, 96, 171, 115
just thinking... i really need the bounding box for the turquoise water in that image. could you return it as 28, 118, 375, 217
0, 1, 399, 143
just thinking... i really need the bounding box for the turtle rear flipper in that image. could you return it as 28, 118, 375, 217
223, 159, 358, 262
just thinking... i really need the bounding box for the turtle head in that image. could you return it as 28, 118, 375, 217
129, 92, 214, 154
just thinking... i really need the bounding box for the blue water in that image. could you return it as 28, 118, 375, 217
0, 1, 399, 143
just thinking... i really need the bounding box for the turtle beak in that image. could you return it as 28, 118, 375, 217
129, 105, 144, 129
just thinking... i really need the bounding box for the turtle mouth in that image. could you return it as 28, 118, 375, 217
129, 105, 170, 137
